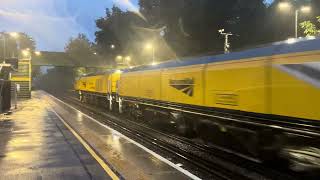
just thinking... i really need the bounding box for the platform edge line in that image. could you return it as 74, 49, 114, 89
51, 107, 120, 180
47, 92, 202, 180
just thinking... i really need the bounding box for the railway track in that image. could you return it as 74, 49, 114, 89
55, 92, 300, 180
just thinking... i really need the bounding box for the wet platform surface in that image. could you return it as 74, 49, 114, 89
0, 91, 196, 180
0, 92, 111, 180
42, 91, 195, 180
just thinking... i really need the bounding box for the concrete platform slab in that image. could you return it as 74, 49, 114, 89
0, 93, 112, 180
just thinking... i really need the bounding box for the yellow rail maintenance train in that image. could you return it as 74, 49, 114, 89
75, 38, 320, 161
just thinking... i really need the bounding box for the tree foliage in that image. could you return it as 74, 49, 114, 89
19, 33, 36, 51
94, 0, 320, 65
95, 6, 153, 65
300, 16, 320, 36
64, 33, 100, 66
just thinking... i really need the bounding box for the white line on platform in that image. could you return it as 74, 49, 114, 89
47, 93, 202, 180
51, 108, 120, 180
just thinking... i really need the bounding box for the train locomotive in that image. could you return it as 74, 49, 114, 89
75, 37, 320, 161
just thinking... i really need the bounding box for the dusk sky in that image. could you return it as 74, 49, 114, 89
0, 0, 272, 52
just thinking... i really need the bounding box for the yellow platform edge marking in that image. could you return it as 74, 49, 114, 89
51, 108, 120, 180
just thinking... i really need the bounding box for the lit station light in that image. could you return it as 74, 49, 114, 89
300, 6, 311, 13
116, 55, 123, 60
22, 49, 30, 57
34, 51, 41, 56
278, 2, 312, 38
9, 32, 19, 38
125, 56, 131, 62
151, 61, 158, 66
145, 43, 153, 50
278, 2, 291, 10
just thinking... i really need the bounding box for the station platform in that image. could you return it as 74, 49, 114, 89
0, 91, 198, 180
0, 92, 111, 180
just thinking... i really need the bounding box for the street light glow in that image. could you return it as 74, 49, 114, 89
278, 2, 291, 10
151, 61, 158, 66
116, 55, 123, 60
9, 32, 19, 38
125, 56, 131, 62
301, 6, 311, 13
111, 44, 115, 49
35, 51, 41, 56
145, 43, 153, 50
278, 2, 312, 38
22, 49, 30, 57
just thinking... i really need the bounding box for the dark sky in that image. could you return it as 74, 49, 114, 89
1, 0, 272, 52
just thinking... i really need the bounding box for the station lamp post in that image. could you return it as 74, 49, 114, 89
10, 32, 20, 58
278, 2, 311, 38
1, 32, 20, 61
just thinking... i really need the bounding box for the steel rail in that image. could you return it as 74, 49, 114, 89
57, 93, 299, 180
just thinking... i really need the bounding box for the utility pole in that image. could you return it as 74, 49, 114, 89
218, 29, 233, 54
295, 9, 299, 38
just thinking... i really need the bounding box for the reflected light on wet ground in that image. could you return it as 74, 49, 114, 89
106, 131, 122, 152
0, 101, 47, 175
76, 112, 83, 122
0, 96, 101, 179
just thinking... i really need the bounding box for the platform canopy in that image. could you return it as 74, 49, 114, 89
31, 51, 113, 68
